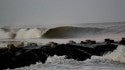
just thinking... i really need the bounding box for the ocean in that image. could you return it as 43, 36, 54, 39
0, 22, 125, 70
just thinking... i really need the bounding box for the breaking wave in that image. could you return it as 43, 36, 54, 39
0, 24, 125, 39
15, 28, 42, 39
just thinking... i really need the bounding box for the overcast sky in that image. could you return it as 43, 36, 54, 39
0, 0, 125, 26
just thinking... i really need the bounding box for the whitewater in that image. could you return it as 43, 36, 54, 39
0, 22, 125, 70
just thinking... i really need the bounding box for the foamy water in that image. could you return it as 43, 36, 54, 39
102, 45, 125, 63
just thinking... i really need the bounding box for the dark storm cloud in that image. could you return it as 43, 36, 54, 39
0, 0, 125, 26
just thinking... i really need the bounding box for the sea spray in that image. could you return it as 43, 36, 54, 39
86, 45, 125, 64
23, 28, 42, 39
15, 28, 42, 39
102, 45, 125, 63
45, 55, 82, 65
15, 29, 27, 39
0, 29, 10, 39
46, 55, 66, 64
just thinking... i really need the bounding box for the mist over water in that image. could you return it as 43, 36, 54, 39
102, 45, 125, 63
15, 28, 42, 39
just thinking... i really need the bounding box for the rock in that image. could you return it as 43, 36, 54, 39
65, 44, 92, 61
7, 44, 15, 49
119, 38, 125, 45
0, 45, 48, 69
46, 42, 58, 48
28, 43, 38, 47
104, 39, 114, 44
68, 40, 76, 44
52, 44, 69, 56
86, 40, 96, 44
80, 41, 87, 44
15, 49, 48, 68
93, 44, 118, 56
0, 51, 15, 69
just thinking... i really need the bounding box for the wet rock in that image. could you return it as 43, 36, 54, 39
28, 43, 38, 47
65, 44, 92, 61
0, 50, 15, 69
93, 44, 118, 56
80, 41, 87, 44
119, 38, 125, 45
104, 39, 115, 44
80, 40, 97, 45
46, 42, 58, 48
0, 45, 48, 69
7, 44, 15, 49
14, 49, 48, 68
68, 40, 76, 44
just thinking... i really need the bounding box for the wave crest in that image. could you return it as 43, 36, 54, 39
15, 28, 42, 39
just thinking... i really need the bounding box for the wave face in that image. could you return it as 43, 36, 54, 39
42, 26, 104, 38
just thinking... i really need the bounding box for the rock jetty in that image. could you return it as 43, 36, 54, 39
0, 38, 125, 70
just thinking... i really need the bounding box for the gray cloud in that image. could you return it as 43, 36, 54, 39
0, 0, 125, 26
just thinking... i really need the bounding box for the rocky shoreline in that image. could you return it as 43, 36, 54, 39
0, 38, 125, 70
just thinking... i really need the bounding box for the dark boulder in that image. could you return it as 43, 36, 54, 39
0, 46, 48, 70
0, 51, 15, 69
53, 44, 69, 56
119, 38, 125, 45
80, 41, 87, 44
86, 40, 96, 44
65, 44, 93, 61
104, 39, 115, 44
93, 44, 118, 56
